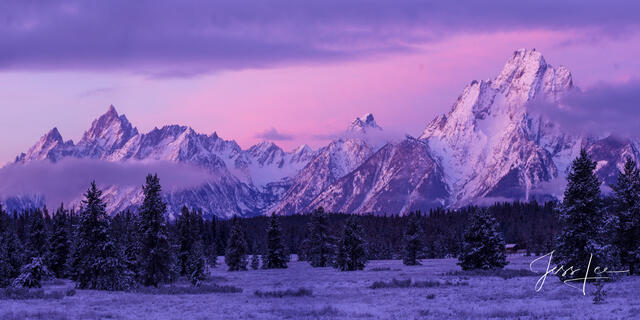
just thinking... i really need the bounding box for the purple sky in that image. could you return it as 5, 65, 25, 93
1, 1, 640, 164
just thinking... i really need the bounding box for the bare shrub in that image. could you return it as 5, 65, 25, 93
444, 268, 537, 280
0, 287, 73, 300
368, 267, 401, 272
133, 283, 242, 295
65, 288, 76, 296
1, 310, 68, 320
370, 278, 468, 289
254, 287, 313, 298
0, 287, 44, 300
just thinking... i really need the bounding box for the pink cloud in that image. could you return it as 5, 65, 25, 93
160, 30, 583, 150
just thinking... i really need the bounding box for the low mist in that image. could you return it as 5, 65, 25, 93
0, 158, 214, 209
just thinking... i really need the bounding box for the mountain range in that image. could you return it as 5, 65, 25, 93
4, 49, 638, 219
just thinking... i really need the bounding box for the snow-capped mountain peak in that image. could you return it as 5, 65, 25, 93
419, 49, 587, 206
292, 144, 312, 155
77, 105, 139, 158
8, 49, 635, 219
44, 127, 64, 145
494, 48, 573, 105
15, 127, 74, 163
248, 141, 285, 166
348, 113, 382, 133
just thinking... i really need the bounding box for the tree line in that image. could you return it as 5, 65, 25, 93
1, 149, 639, 290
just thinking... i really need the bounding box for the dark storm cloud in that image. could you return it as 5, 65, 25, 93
527, 79, 640, 138
0, 0, 638, 75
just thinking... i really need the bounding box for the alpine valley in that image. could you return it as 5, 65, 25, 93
4, 49, 638, 219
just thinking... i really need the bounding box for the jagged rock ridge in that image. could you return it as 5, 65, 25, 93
6, 49, 638, 217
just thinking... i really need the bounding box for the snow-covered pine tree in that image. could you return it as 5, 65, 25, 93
185, 240, 207, 286
457, 208, 508, 270
120, 210, 140, 281
179, 207, 207, 285
177, 206, 196, 276
3, 228, 24, 281
0, 206, 24, 287
612, 157, 640, 274
554, 149, 611, 279
592, 279, 607, 304
260, 252, 267, 269
335, 216, 367, 271
11, 257, 52, 288
0, 234, 11, 287
69, 181, 134, 290
306, 207, 336, 267
403, 213, 424, 266
298, 239, 310, 262
224, 217, 248, 271
137, 174, 175, 287
263, 215, 288, 269
48, 204, 70, 278
25, 208, 49, 263
203, 215, 218, 267
250, 254, 260, 270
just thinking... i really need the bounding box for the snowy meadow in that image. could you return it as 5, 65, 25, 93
1, 256, 638, 320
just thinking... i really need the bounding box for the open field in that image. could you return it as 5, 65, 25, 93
1, 256, 638, 320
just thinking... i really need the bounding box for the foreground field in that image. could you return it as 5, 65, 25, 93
1, 256, 638, 320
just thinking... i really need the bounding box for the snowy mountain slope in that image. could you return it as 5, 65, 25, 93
348, 113, 382, 134
244, 141, 315, 187
7, 49, 640, 217
15, 128, 76, 163
77, 105, 139, 159
306, 137, 449, 215
8, 106, 316, 218
271, 137, 375, 215
420, 48, 639, 205
587, 136, 640, 188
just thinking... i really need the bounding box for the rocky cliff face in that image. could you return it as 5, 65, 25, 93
272, 137, 375, 215
9, 106, 319, 218
307, 137, 448, 215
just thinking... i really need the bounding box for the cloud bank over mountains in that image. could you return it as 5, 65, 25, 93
527, 78, 640, 138
0, 159, 214, 208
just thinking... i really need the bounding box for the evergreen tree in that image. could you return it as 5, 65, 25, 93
335, 217, 367, 271
11, 257, 52, 288
263, 215, 288, 269
185, 240, 207, 286
612, 157, 640, 274
203, 216, 218, 267
0, 206, 24, 287
306, 207, 336, 267
403, 213, 424, 266
48, 204, 70, 278
250, 254, 260, 270
554, 150, 612, 279
176, 207, 207, 285
137, 174, 175, 287
298, 240, 310, 262
25, 208, 49, 262
457, 208, 508, 270
224, 217, 248, 271
70, 181, 134, 290
0, 234, 12, 287
120, 210, 140, 280
177, 206, 197, 276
